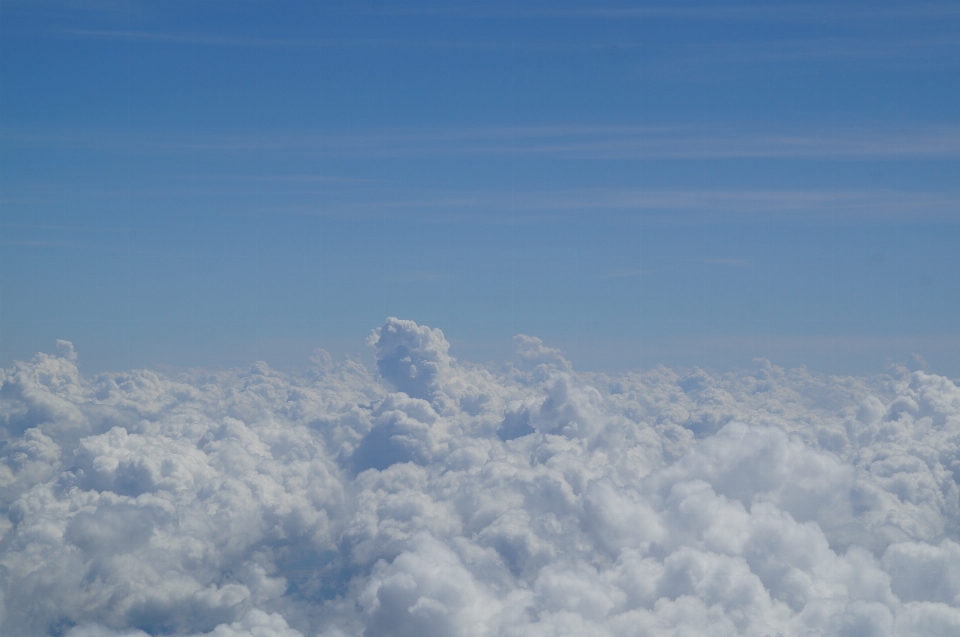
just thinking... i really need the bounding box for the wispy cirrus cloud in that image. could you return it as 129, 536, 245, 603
313, 124, 960, 160
58, 27, 960, 64
384, 270, 455, 283
304, 188, 960, 224
3, 181, 958, 224
0, 239, 76, 247
7, 124, 960, 159
186, 173, 385, 184
367, 2, 960, 22
603, 268, 653, 278
701, 258, 751, 266
60, 28, 524, 50
16, 0, 960, 23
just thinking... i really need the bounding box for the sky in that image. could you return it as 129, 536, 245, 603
2, 0, 960, 375
4, 6, 960, 636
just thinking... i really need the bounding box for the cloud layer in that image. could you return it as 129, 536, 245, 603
2, 319, 960, 636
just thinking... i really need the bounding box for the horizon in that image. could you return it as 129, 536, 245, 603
9, 319, 959, 383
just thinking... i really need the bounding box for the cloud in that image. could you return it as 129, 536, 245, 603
10, 124, 960, 160
603, 268, 652, 278
369, 3, 960, 23
58, 30, 624, 53
276, 125, 960, 160
56, 7, 960, 64
701, 258, 751, 266
384, 270, 454, 283
3, 318, 960, 635
0, 240, 77, 247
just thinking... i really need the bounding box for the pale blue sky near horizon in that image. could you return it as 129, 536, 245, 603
2, 0, 959, 376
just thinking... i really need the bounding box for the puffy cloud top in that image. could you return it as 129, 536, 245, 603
368, 318, 453, 402
3, 319, 960, 636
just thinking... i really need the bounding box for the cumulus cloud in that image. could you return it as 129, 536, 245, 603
2, 318, 960, 636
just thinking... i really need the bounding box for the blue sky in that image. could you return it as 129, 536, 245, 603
2, 0, 958, 374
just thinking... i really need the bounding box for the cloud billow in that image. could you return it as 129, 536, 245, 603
2, 318, 960, 636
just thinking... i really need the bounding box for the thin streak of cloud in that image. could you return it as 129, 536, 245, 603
0, 222, 72, 231
370, 2, 960, 22
6, 124, 960, 159
308, 188, 960, 224
56, 29, 960, 63
3, 185, 957, 224
703, 35, 960, 64
322, 125, 960, 159
0, 240, 76, 247
185, 174, 385, 184
385, 270, 454, 283
701, 258, 752, 267
604, 268, 653, 278
59, 29, 620, 52
13, 0, 960, 23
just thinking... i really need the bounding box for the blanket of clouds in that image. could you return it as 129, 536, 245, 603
2, 319, 960, 637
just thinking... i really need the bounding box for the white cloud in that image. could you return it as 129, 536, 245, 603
3, 318, 960, 636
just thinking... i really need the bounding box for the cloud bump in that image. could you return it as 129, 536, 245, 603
2, 318, 960, 636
